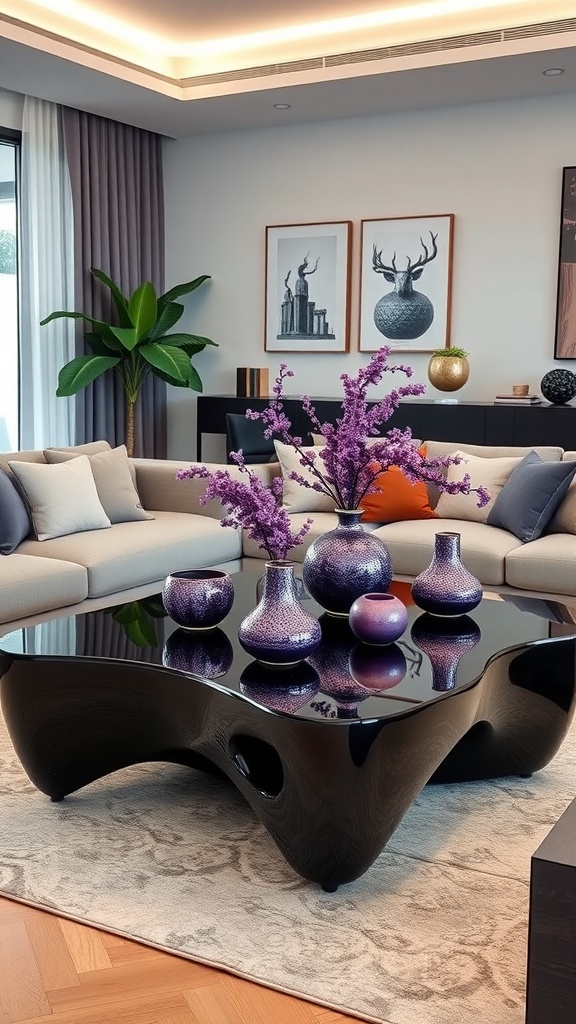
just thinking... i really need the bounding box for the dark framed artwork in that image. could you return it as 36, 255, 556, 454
554, 167, 576, 359
359, 214, 454, 352
265, 221, 352, 353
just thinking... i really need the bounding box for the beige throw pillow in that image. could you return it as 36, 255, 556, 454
9, 456, 111, 540
44, 445, 154, 523
434, 451, 523, 524
45, 440, 111, 456
274, 440, 335, 513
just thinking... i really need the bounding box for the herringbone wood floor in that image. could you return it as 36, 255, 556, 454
0, 895, 360, 1024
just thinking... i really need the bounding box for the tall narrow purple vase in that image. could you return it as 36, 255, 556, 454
302, 509, 393, 617
411, 531, 482, 617
238, 560, 321, 665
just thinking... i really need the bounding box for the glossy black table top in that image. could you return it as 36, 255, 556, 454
2, 569, 571, 724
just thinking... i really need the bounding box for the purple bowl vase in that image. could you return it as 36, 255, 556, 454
348, 592, 408, 645
162, 569, 234, 630
162, 627, 234, 678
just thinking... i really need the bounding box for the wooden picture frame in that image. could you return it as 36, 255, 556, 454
554, 167, 576, 359
359, 214, 454, 352
265, 221, 352, 353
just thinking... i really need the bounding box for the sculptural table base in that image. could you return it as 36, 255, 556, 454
1, 636, 575, 890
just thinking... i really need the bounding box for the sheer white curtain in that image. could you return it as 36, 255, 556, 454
20, 97, 75, 449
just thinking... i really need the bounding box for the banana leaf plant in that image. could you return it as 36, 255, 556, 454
40, 268, 216, 456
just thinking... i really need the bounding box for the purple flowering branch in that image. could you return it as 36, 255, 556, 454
176, 452, 313, 560
247, 347, 490, 510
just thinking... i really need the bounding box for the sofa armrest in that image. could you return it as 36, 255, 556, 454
130, 459, 281, 518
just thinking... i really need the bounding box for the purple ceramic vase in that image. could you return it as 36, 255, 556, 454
348, 642, 407, 691
410, 612, 481, 691
411, 532, 482, 617
162, 627, 234, 678
349, 592, 408, 645
302, 509, 393, 617
163, 569, 234, 629
238, 560, 321, 665
240, 660, 320, 713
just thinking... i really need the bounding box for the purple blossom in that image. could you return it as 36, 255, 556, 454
246, 347, 490, 510
176, 452, 313, 560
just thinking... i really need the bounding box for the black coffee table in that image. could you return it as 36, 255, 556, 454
1, 568, 575, 891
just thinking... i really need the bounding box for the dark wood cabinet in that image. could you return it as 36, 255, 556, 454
196, 396, 576, 461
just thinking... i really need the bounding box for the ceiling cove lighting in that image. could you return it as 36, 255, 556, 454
542, 68, 565, 75
273, 103, 292, 110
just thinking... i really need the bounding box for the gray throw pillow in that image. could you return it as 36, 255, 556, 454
487, 451, 576, 542
0, 469, 31, 554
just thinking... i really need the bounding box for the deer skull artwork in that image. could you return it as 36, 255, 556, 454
372, 231, 438, 341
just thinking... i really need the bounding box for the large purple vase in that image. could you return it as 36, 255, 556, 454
302, 509, 393, 616
238, 560, 321, 665
411, 531, 482, 617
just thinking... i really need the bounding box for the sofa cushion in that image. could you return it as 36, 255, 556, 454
274, 440, 334, 513
434, 452, 523, 524
0, 469, 32, 554
17, 511, 242, 598
9, 456, 112, 541
505, 534, 576, 596
45, 445, 154, 523
373, 518, 524, 586
0, 553, 88, 623
548, 453, 576, 534
487, 451, 576, 542
361, 447, 437, 523
424, 441, 564, 462
45, 440, 111, 455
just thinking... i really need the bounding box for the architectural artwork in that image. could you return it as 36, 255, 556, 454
278, 254, 335, 340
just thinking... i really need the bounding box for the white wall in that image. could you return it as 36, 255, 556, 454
0, 88, 23, 130
164, 92, 576, 460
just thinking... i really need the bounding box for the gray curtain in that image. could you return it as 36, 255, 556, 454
61, 107, 166, 458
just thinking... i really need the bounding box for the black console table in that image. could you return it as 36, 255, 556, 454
196, 396, 576, 461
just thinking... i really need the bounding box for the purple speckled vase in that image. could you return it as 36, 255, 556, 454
238, 560, 321, 665
162, 627, 234, 678
162, 569, 234, 630
302, 509, 393, 617
349, 592, 408, 645
411, 532, 482, 617
411, 612, 481, 690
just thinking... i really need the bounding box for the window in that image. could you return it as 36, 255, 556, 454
0, 128, 20, 451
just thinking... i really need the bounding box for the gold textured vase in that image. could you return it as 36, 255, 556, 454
427, 356, 469, 393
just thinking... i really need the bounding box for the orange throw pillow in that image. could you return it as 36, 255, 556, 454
361, 448, 437, 523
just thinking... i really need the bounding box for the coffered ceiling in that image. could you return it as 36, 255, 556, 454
0, 0, 575, 136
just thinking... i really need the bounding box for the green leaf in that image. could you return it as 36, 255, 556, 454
140, 596, 167, 619
148, 301, 184, 340
40, 311, 116, 341
150, 368, 190, 389
90, 268, 131, 326
160, 275, 211, 305
56, 355, 120, 396
110, 326, 139, 351
139, 343, 195, 384
111, 602, 140, 625
112, 601, 159, 646
84, 331, 123, 355
129, 282, 157, 341
187, 364, 203, 392
159, 333, 209, 352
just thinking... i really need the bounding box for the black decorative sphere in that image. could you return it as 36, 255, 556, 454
540, 369, 576, 405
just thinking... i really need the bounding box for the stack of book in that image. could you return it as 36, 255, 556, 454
494, 393, 542, 405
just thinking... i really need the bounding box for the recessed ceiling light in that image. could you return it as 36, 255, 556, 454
273, 103, 291, 110
543, 68, 565, 76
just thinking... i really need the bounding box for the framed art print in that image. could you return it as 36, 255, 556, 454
359, 214, 454, 352
265, 221, 352, 353
554, 167, 576, 359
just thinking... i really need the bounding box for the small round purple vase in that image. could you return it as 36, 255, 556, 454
348, 642, 407, 691
302, 509, 393, 617
349, 592, 408, 645
411, 532, 482, 617
162, 569, 234, 630
238, 560, 321, 665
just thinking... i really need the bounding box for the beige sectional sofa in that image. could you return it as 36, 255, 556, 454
2, 438, 576, 631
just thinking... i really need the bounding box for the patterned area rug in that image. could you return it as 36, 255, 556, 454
0, 707, 574, 1024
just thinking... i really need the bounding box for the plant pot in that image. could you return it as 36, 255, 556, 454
427, 355, 469, 393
